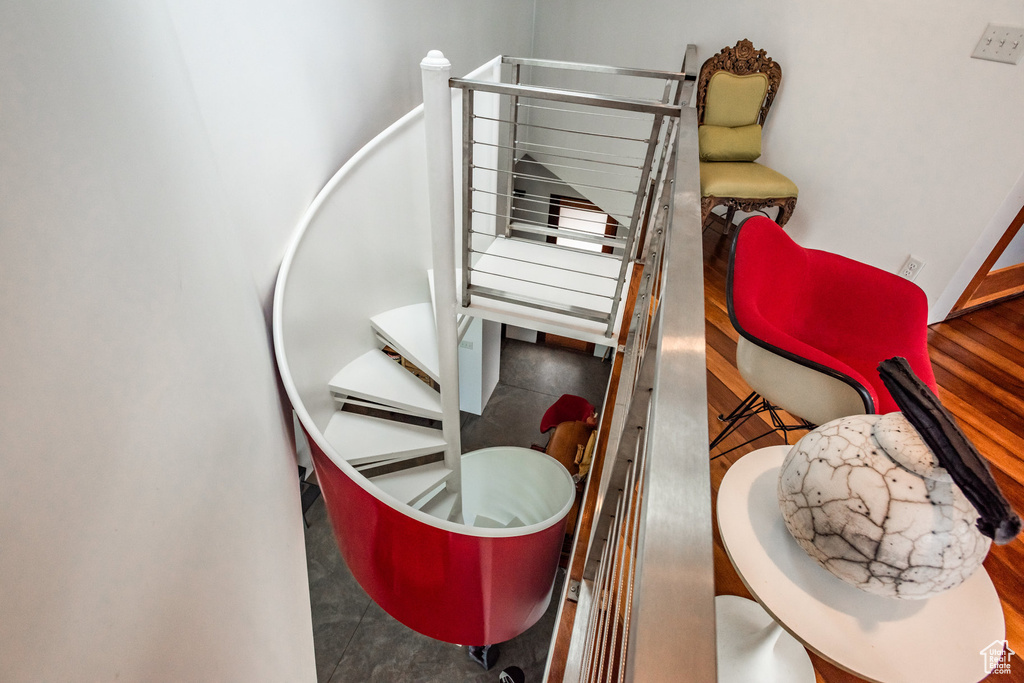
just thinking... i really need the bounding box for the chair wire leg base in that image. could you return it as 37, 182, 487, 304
709, 391, 814, 459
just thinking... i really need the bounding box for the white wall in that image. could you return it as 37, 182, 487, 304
167, 0, 535, 310
534, 0, 1024, 321
459, 319, 502, 415
935, 169, 1024, 312
277, 57, 505, 436
279, 105, 445, 433
992, 199, 1024, 269
0, 2, 533, 681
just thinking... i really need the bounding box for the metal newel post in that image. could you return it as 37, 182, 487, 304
420, 50, 462, 495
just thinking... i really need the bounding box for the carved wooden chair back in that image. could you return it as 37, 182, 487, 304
696, 39, 782, 127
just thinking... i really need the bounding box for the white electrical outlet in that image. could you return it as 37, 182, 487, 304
972, 24, 1024, 65
899, 255, 924, 282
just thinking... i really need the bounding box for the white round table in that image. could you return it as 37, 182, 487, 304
717, 445, 1006, 683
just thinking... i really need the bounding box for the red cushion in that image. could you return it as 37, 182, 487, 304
540, 394, 595, 433
729, 216, 937, 414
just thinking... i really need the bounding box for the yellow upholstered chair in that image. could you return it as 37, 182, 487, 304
697, 39, 798, 231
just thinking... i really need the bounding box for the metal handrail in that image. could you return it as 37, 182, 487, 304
449, 79, 684, 117
554, 106, 711, 683
451, 57, 692, 338
626, 104, 711, 682
502, 55, 695, 82
543, 44, 712, 683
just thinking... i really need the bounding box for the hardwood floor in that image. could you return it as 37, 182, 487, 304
702, 228, 1024, 683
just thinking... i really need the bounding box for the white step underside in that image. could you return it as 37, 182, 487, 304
457, 237, 630, 344
371, 461, 452, 506
473, 513, 525, 529
328, 349, 442, 420
473, 514, 504, 528
416, 484, 459, 521
370, 303, 440, 383
322, 411, 446, 466
353, 454, 416, 471
331, 395, 430, 422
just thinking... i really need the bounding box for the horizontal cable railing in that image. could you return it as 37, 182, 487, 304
474, 165, 640, 195
450, 55, 688, 336
514, 139, 648, 164
471, 222, 626, 250
465, 248, 620, 276
542, 43, 715, 683
502, 55, 695, 82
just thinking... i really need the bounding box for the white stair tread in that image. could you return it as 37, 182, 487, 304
471, 268, 612, 313
457, 236, 632, 344
505, 516, 524, 528
371, 461, 452, 506
418, 486, 459, 521
328, 350, 442, 419
370, 303, 440, 383
323, 411, 446, 466
475, 240, 620, 301
492, 229, 622, 277
472, 238, 617, 311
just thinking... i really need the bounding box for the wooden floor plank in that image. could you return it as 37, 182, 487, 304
705, 318, 737, 360
934, 321, 1024, 381
1001, 295, 1024, 317
954, 418, 1024, 487
706, 372, 786, 456
975, 304, 1024, 346
703, 265, 730, 315
929, 332, 1024, 400
931, 361, 1024, 436
704, 294, 739, 344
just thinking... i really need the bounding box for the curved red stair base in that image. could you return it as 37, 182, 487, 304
308, 428, 569, 645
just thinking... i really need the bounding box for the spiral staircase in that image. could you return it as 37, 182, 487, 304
324, 299, 461, 522
275, 49, 712, 678
295, 277, 575, 644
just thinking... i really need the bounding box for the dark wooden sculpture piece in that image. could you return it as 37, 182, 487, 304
878, 357, 1021, 544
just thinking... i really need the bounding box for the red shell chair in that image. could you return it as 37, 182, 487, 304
540, 394, 595, 433
710, 216, 938, 456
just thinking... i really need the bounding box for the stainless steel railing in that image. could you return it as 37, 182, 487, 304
541, 45, 717, 682
450, 55, 692, 336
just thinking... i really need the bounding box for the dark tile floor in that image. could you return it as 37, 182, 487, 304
305, 336, 611, 682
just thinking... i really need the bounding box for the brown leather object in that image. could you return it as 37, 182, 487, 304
544, 420, 593, 476
545, 420, 594, 537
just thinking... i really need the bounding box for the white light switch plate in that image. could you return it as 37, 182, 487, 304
972, 24, 1024, 65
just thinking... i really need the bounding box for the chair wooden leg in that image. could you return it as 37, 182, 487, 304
776, 197, 798, 227
701, 197, 714, 232
724, 207, 737, 232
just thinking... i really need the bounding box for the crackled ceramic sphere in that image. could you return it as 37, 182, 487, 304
778, 413, 990, 599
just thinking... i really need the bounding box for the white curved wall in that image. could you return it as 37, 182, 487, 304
279, 58, 501, 433
280, 111, 435, 431
461, 448, 575, 526
533, 0, 1024, 321
0, 2, 533, 681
